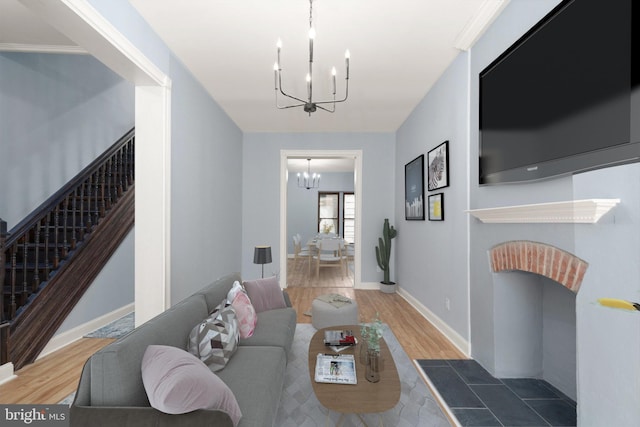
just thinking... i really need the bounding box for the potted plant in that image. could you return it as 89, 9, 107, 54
360, 313, 384, 382
375, 218, 397, 293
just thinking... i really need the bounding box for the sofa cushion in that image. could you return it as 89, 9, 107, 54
243, 276, 286, 313
141, 345, 242, 425
188, 303, 239, 371
230, 291, 257, 339
89, 296, 209, 406
215, 346, 286, 427
239, 308, 296, 357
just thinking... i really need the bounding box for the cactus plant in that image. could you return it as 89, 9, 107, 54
375, 218, 397, 284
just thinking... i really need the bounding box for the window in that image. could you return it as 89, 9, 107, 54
318, 192, 339, 235
343, 193, 355, 244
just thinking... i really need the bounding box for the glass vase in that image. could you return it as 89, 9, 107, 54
366, 349, 381, 383
359, 340, 369, 365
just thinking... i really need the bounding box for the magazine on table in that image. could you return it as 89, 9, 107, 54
314, 353, 357, 385
326, 340, 358, 353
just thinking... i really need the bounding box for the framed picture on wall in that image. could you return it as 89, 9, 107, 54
427, 140, 449, 191
404, 155, 425, 220
428, 193, 444, 221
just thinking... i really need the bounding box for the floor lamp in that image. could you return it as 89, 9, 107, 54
253, 246, 272, 278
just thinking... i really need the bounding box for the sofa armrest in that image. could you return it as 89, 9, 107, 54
70, 405, 233, 427
282, 290, 292, 308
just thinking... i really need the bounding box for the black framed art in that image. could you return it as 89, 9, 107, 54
427, 140, 449, 191
428, 193, 444, 221
404, 155, 425, 220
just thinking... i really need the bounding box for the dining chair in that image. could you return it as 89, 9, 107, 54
293, 234, 314, 275
313, 238, 345, 278
343, 242, 355, 277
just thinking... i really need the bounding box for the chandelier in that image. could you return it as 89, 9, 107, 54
298, 159, 320, 189
273, 0, 350, 116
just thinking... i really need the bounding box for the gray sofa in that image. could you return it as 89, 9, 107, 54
70, 272, 297, 427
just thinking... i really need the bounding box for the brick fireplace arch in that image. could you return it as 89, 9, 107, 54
489, 241, 589, 293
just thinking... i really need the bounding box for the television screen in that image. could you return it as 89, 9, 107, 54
479, 0, 639, 185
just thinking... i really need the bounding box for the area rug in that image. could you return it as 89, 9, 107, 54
275, 324, 449, 427
84, 312, 134, 338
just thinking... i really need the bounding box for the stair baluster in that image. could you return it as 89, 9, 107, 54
2, 128, 135, 370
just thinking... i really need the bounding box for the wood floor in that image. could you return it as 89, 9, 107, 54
0, 267, 465, 404
286, 255, 354, 287
0, 338, 115, 404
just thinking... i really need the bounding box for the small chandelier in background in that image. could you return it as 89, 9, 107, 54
274, 0, 350, 116
298, 159, 320, 189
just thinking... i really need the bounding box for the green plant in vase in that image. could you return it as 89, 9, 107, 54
360, 313, 383, 382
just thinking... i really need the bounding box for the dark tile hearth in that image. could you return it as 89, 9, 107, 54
417, 359, 576, 427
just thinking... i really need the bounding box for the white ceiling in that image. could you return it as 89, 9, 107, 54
0, 0, 509, 134
128, 0, 508, 133
0, 0, 77, 49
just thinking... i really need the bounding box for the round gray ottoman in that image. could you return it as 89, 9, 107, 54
311, 294, 359, 329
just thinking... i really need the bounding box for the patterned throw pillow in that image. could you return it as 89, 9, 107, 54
227, 281, 257, 339
187, 303, 239, 371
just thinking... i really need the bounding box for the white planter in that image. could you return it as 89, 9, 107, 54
379, 282, 397, 294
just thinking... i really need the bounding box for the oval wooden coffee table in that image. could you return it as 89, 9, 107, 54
308, 325, 401, 426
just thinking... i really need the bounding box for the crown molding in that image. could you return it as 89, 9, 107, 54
0, 42, 87, 54
454, 0, 510, 51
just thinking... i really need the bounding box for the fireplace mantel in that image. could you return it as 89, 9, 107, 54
467, 199, 620, 224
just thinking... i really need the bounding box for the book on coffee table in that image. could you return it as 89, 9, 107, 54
314, 353, 357, 384
323, 329, 356, 346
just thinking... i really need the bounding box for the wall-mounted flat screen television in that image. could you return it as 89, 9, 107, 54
479, 0, 639, 185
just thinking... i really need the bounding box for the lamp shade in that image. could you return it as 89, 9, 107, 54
253, 246, 272, 265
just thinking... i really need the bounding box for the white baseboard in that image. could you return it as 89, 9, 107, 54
0, 362, 16, 385
397, 288, 470, 356
355, 281, 381, 290
37, 303, 134, 360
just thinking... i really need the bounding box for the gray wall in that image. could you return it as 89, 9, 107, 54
169, 55, 243, 303
395, 51, 470, 341
287, 171, 354, 254
242, 132, 394, 283
398, 0, 640, 424
0, 52, 135, 334
86, 0, 244, 304
0, 52, 134, 226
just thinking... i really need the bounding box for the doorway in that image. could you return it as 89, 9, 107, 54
280, 150, 363, 289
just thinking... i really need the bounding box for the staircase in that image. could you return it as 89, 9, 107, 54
0, 129, 135, 370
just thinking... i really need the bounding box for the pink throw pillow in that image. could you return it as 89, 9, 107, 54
231, 291, 257, 339
141, 345, 242, 425
243, 276, 287, 313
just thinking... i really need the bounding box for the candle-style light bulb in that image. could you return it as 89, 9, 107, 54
276, 38, 282, 66
273, 62, 279, 90
331, 67, 337, 95
308, 27, 315, 62
345, 50, 350, 79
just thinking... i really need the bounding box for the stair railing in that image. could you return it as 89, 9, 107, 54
1, 128, 134, 332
